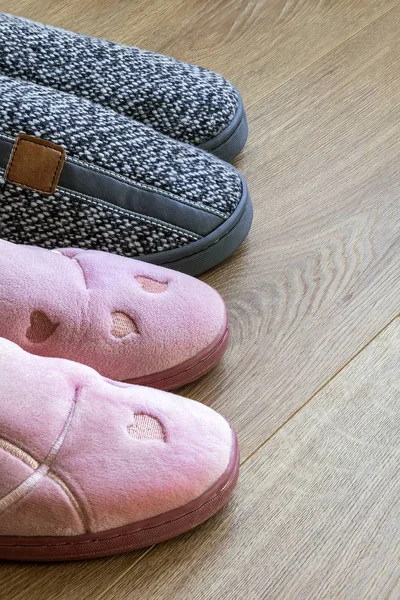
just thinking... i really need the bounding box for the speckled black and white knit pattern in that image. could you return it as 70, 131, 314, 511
0, 75, 243, 219
0, 13, 239, 146
0, 180, 198, 256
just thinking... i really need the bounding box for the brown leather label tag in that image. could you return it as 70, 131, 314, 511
5, 134, 66, 195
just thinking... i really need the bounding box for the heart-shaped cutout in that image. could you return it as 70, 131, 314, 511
26, 311, 59, 343
127, 413, 165, 441
111, 312, 139, 338
135, 276, 168, 294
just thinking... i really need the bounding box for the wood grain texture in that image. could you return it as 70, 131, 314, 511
185, 3, 400, 456
0, 1, 400, 598
95, 318, 400, 600
1, 0, 398, 108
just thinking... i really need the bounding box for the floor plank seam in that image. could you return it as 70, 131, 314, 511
241, 312, 400, 467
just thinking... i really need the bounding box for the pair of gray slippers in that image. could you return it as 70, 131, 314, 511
0, 13, 252, 276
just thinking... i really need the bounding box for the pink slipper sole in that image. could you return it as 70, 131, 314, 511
0, 432, 238, 562
0, 239, 229, 390
127, 316, 229, 390
0, 338, 239, 561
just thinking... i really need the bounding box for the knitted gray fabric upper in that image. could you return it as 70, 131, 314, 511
0, 13, 239, 146
0, 75, 242, 219
0, 181, 198, 256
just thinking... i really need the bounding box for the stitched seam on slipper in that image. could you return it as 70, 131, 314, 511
0, 167, 200, 240
0, 134, 228, 219
57, 186, 201, 240
0, 438, 89, 532
70, 256, 89, 290
0, 387, 80, 516
67, 157, 228, 219
0, 439, 39, 470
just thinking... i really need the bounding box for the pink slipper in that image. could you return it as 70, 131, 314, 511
0, 239, 229, 390
0, 338, 239, 561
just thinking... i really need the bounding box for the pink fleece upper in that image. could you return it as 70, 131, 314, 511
0, 240, 226, 381
0, 338, 233, 536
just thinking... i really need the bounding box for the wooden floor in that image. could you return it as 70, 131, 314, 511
1, 1, 400, 598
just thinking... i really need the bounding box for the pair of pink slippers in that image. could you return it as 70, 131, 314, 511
0, 240, 238, 561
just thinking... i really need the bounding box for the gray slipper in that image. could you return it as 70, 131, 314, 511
0, 13, 248, 162
0, 75, 252, 276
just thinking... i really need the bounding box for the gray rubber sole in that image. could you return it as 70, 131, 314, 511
139, 175, 253, 276
200, 93, 248, 162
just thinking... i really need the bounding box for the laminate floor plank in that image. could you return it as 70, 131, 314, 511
188, 4, 400, 456
102, 319, 400, 600
0, 1, 399, 598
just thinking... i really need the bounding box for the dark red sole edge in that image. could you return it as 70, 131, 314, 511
0, 429, 239, 561
125, 312, 230, 391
